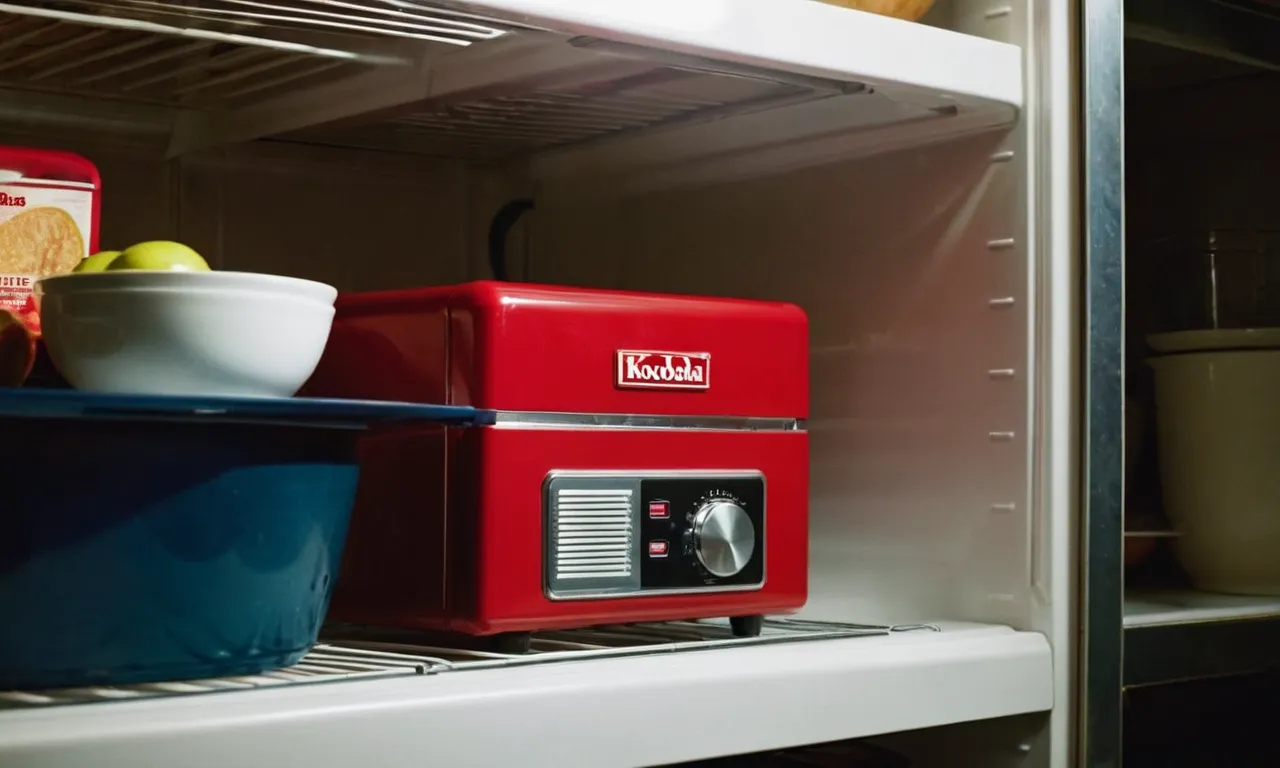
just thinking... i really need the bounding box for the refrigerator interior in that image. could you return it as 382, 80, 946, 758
0, 62, 1034, 635
1122, 26, 1280, 767
0, 19, 1039, 630
0, 0, 1067, 764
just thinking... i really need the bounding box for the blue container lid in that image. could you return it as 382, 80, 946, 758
0, 388, 491, 429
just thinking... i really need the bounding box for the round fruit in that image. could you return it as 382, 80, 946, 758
74, 250, 121, 273
15, 294, 39, 334
0, 309, 37, 387
108, 241, 210, 272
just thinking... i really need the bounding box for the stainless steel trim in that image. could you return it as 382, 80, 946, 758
546, 469, 768, 479
547, 582, 767, 601
492, 411, 804, 432
543, 469, 767, 602
1081, 0, 1125, 763
543, 477, 640, 597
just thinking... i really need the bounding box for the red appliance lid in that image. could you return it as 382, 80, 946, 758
337, 281, 809, 419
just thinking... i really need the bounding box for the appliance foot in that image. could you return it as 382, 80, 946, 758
730, 615, 764, 638
490, 631, 533, 654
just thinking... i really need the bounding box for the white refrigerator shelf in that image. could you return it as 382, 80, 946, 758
1124, 589, 1280, 687
0, 618, 1052, 767
0, 0, 1022, 193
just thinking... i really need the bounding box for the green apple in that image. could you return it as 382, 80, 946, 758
108, 241, 211, 272
73, 250, 121, 273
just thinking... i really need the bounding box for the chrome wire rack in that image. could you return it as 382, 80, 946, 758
0, 618, 939, 710
0, 0, 510, 111
0, 0, 844, 159
0, 0, 509, 51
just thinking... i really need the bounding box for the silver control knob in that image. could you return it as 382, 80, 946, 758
692, 500, 755, 578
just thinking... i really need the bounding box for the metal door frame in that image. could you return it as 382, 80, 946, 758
1080, 0, 1125, 764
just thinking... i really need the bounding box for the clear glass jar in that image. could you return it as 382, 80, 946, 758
1148, 229, 1280, 332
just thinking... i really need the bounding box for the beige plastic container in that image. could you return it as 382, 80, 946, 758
1150, 330, 1280, 595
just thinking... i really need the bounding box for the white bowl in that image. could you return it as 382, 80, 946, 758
1150, 348, 1280, 595
35, 271, 337, 398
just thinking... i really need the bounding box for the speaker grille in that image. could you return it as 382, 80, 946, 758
552, 488, 634, 580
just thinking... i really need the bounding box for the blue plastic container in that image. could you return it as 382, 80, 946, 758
0, 389, 480, 689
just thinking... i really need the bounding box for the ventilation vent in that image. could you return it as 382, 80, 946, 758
552, 487, 634, 582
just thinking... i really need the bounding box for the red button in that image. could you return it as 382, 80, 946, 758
648, 540, 669, 557
648, 501, 670, 519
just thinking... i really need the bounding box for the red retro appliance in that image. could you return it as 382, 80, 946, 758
305, 281, 808, 651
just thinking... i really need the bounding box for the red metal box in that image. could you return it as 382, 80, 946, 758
307, 281, 809, 648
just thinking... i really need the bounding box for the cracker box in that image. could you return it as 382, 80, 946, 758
0, 148, 100, 334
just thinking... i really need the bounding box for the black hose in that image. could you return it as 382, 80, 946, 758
487, 198, 535, 282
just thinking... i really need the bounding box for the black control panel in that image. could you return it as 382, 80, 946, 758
638, 475, 765, 590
